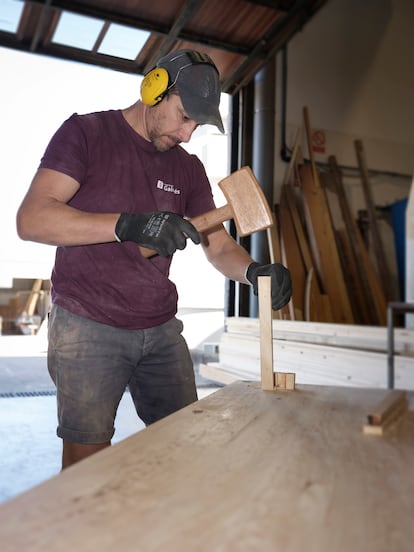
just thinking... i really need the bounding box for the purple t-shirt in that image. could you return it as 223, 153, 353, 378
39, 110, 215, 329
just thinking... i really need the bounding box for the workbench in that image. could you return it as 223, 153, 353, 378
1, 382, 413, 551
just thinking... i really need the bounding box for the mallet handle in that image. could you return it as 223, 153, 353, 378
138, 203, 233, 258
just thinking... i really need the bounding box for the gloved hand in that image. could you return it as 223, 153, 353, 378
246, 262, 292, 311
114, 211, 200, 257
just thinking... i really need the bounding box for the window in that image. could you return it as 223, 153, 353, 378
98, 23, 149, 60
0, 0, 24, 33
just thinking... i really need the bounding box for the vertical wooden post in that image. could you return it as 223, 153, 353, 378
303, 106, 320, 190
258, 276, 274, 390
24, 278, 43, 316
354, 139, 391, 300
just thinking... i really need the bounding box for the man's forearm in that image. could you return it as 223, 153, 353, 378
17, 200, 119, 247
203, 236, 253, 283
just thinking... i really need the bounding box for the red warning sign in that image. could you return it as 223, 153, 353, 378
311, 129, 326, 153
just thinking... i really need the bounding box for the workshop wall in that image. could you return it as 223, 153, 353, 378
271, 0, 413, 303
275, 0, 413, 199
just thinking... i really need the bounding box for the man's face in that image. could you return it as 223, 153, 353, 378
146, 93, 199, 152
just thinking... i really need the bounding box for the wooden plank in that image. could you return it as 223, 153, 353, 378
23, 278, 42, 316
258, 276, 274, 390
334, 227, 366, 323
283, 185, 314, 274
274, 371, 296, 390
217, 333, 414, 390
328, 155, 387, 325
367, 390, 408, 426
199, 362, 239, 385
303, 106, 320, 189
363, 390, 408, 435
225, 317, 414, 355
283, 183, 333, 322
300, 163, 354, 323
282, 126, 303, 187
267, 212, 280, 265
266, 209, 291, 320
1, 382, 413, 552
279, 188, 306, 320
354, 140, 392, 300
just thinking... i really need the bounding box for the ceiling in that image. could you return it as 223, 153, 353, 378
0, 0, 328, 95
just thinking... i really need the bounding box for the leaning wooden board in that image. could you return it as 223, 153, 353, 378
1, 382, 413, 551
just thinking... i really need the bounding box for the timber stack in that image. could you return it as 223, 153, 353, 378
268, 106, 407, 326
200, 317, 414, 390
0, 278, 50, 335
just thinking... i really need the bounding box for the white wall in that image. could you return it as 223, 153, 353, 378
275, 0, 413, 194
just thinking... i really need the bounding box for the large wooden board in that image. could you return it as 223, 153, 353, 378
282, 184, 333, 322
279, 188, 307, 320
300, 164, 354, 323
328, 156, 387, 325
1, 383, 413, 552
354, 140, 392, 299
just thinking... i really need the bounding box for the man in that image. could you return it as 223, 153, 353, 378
16, 49, 291, 469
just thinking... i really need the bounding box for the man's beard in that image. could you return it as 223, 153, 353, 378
150, 130, 181, 153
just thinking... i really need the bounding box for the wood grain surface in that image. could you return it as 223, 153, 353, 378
1, 382, 413, 551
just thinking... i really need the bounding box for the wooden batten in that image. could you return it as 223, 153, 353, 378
303, 106, 321, 189
327, 157, 387, 325
23, 278, 43, 317
279, 189, 306, 321
354, 140, 393, 301
258, 276, 275, 390
300, 164, 354, 324
335, 227, 367, 324
363, 390, 408, 435
282, 184, 333, 322
266, 209, 292, 320
302, 104, 354, 324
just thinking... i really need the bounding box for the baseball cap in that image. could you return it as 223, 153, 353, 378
157, 49, 225, 133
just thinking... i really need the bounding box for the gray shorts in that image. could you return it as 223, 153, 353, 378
47, 305, 197, 444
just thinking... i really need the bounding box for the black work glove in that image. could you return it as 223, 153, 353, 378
114, 211, 200, 257
246, 262, 292, 311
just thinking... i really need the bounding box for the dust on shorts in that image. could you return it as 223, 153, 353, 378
47, 304, 197, 444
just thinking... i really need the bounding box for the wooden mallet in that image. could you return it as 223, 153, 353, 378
139, 166, 273, 258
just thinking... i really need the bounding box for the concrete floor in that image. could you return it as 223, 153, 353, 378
0, 310, 224, 505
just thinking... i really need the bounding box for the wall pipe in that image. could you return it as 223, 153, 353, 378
249, 58, 276, 317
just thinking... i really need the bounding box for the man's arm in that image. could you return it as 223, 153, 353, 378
201, 224, 292, 311
16, 168, 118, 246
16, 168, 199, 256
200, 224, 253, 283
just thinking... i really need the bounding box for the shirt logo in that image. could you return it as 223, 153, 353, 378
156, 179, 181, 195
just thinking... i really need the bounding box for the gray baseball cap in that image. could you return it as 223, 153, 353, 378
157, 49, 224, 133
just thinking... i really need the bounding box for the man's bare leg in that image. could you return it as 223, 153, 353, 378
62, 440, 110, 469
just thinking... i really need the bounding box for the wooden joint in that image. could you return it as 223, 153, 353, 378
274, 372, 296, 391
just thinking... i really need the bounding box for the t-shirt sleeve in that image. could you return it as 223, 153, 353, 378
184, 154, 216, 219
39, 113, 88, 184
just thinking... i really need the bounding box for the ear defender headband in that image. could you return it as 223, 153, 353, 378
140, 51, 217, 107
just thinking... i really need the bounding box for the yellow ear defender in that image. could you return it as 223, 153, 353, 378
140, 67, 170, 106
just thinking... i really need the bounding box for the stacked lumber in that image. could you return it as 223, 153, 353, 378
0, 278, 50, 335
273, 107, 392, 325
200, 317, 414, 390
